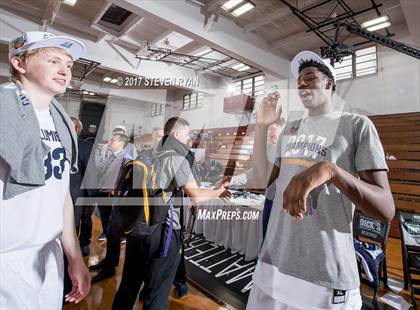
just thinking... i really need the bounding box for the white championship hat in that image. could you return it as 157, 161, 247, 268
9, 31, 85, 60
113, 125, 127, 134
291, 50, 336, 83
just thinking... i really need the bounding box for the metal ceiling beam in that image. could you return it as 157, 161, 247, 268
0, 7, 222, 92
136, 29, 173, 54
135, 47, 262, 79
244, 0, 323, 33
338, 20, 420, 59
307, 2, 383, 33
279, 0, 331, 45
270, 30, 313, 50
244, 7, 290, 32
277, 0, 396, 49
42, 0, 62, 30
113, 0, 290, 78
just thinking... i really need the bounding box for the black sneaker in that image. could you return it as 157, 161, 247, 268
88, 260, 106, 271
138, 286, 146, 301
81, 245, 90, 257
175, 282, 189, 298
91, 268, 116, 283
97, 233, 106, 241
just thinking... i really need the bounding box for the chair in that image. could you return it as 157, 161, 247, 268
399, 212, 420, 309
353, 213, 390, 304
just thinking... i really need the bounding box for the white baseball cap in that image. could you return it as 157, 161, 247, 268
291, 50, 336, 83
9, 31, 85, 60
113, 125, 127, 134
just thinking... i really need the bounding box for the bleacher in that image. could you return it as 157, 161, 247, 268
205, 127, 255, 176
369, 112, 420, 238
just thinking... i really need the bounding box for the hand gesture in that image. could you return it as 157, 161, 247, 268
219, 188, 232, 201
65, 257, 91, 303
218, 177, 233, 201
215, 176, 232, 189
256, 91, 282, 126
282, 161, 335, 219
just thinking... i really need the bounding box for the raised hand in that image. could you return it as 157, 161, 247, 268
256, 91, 282, 126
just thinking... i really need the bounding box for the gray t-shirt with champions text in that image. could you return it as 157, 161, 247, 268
260, 111, 388, 290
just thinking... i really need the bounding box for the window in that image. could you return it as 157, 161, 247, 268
151, 103, 165, 116
334, 55, 353, 80
183, 92, 204, 110
355, 46, 377, 77
333, 46, 377, 81
233, 74, 265, 97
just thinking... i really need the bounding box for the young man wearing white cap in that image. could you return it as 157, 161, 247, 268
246, 51, 395, 309
0, 31, 90, 308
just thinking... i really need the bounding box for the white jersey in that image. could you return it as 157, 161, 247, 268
0, 108, 69, 253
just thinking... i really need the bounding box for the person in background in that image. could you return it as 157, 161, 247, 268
137, 126, 190, 299
89, 132, 132, 283
112, 117, 231, 309
113, 125, 137, 159
69, 116, 95, 256
95, 124, 137, 242
137, 127, 164, 161
83, 124, 97, 143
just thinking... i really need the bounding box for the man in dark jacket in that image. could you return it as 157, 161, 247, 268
70, 117, 95, 256
89, 132, 133, 283
112, 118, 231, 310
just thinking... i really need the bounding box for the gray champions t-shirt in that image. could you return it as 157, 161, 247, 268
155, 152, 196, 229
260, 111, 388, 290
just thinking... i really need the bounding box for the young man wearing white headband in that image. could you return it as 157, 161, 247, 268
246, 51, 395, 309
0, 31, 90, 308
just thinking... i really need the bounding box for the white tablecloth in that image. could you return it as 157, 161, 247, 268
184, 195, 264, 261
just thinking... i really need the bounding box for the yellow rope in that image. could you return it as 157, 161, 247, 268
126, 161, 150, 225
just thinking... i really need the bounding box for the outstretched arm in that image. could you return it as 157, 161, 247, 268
182, 178, 232, 205
60, 191, 91, 303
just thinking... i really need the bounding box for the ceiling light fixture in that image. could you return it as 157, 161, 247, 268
361, 16, 391, 32
193, 48, 212, 57
63, 0, 77, 6
237, 65, 250, 71
361, 16, 389, 28
232, 63, 250, 71
222, 0, 243, 10
222, 0, 255, 17
232, 2, 255, 17
366, 21, 391, 32
103, 77, 112, 82
110, 79, 118, 84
